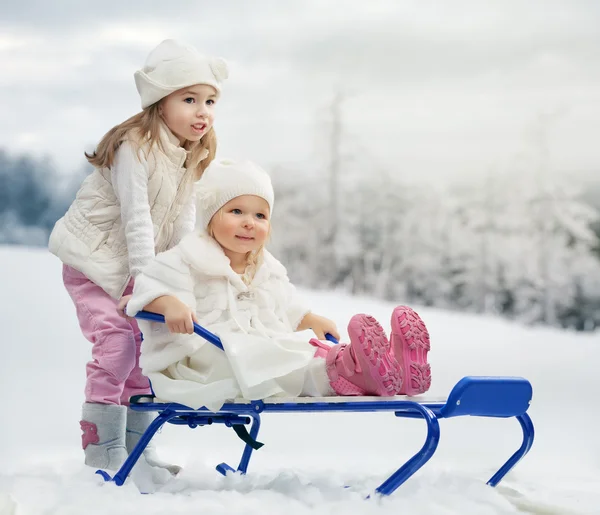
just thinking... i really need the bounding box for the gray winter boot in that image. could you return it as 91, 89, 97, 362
80, 403, 129, 471
126, 408, 181, 476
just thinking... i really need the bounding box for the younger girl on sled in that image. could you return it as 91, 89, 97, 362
123, 160, 431, 411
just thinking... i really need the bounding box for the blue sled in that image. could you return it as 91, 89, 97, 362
98, 311, 534, 497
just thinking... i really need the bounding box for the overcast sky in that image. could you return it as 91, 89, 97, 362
1, 0, 599, 183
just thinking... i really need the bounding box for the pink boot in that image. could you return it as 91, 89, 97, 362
390, 306, 431, 396
311, 314, 402, 396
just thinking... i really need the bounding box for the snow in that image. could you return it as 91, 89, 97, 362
0, 246, 599, 514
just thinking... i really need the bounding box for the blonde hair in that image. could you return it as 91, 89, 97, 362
207, 210, 271, 286
240, 246, 265, 286
85, 102, 216, 180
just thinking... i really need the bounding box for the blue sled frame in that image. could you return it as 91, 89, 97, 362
98, 311, 535, 497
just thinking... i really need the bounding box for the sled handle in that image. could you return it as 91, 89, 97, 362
135, 310, 338, 351
135, 310, 225, 350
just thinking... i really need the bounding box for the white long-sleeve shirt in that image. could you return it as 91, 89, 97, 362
111, 142, 196, 278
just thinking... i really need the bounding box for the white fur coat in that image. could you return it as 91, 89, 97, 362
126, 231, 327, 410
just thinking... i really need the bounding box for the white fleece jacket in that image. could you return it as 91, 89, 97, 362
126, 231, 332, 410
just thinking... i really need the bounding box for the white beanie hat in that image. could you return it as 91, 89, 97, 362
195, 159, 274, 230
134, 39, 229, 109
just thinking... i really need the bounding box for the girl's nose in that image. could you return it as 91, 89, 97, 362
196, 103, 209, 117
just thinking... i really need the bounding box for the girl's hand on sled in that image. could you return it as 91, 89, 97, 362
117, 295, 134, 320
299, 313, 341, 341
146, 295, 199, 334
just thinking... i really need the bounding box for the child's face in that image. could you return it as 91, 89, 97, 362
211, 195, 271, 259
160, 84, 217, 145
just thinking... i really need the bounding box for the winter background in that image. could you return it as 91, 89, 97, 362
1, 1, 600, 513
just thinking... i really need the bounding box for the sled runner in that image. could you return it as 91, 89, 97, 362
98, 311, 535, 497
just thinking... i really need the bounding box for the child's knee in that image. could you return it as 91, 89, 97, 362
95, 337, 138, 383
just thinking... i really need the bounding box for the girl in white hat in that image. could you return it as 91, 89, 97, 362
49, 39, 228, 475
123, 160, 431, 413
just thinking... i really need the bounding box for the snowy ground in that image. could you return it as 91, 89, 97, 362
0, 246, 599, 514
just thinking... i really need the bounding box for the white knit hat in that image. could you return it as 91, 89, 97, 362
195, 159, 275, 230
134, 39, 229, 109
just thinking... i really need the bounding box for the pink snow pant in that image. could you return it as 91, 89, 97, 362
62, 265, 151, 405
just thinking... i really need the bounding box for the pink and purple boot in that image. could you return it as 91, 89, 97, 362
390, 306, 431, 396
311, 314, 402, 396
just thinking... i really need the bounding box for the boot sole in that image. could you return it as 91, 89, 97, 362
391, 306, 431, 396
